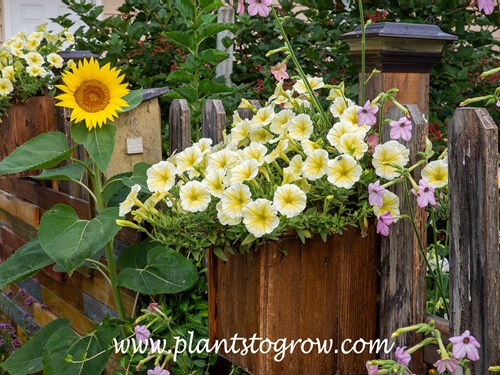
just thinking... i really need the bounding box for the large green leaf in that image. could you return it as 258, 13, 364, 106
117, 247, 198, 294
119, 88, 143, 113
0, 239, 53, 289
38, 205, 120, 275
163, 31, 195, 51
1, 319, 70, 375
116, 240, 157, 270
42, 324, 120, 375
0, 132, 76, 175
32, 162, 87, 182
70, 122, 116, 172
175, 0, 195, 20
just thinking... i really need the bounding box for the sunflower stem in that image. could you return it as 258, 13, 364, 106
91, 162, 127, 323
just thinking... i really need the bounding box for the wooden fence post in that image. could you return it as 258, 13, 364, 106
448, 107, 500, 373
379, 105, 428, 370
202, 99, 226, 144
216, 6, 234, 86
169, 99, 191, 154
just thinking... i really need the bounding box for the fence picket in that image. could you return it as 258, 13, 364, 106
169, 99, 191, 154
202, 99, 226, 144
448, 107, 500, 373
379, 105, 427, 371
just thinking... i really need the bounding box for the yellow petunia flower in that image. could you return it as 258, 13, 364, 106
338, 132, 368, 160
302, 149, 329, 180
119, 184, 141, 216
176, 146, 203, 174
252, 105, 275, 126
230, 159, 259, 184
372, 141, 410, 180
179, 181, 211, 212
273, 184, 307, 217
220, 183, 252, 219
293, 76, 324, 94
241, 142, 267, 166
242, 198, 279, 238
203, 170, 227, 198
55, 58, 129, 130
421, 160, 448, 188
373, 190, 400, 219
288, 113, 313, 141
146, 161, 177, 193
0, 78, 13, 96
326, 154, 362, 189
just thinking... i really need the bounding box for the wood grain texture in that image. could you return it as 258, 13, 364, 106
169, 99, 191, 154
106, 98, 162, 178
202, 99, 226, 144
378, 105, 427, 371
208, 229, 379, 375
0, 189, 40, 228
0, 96, 56, 166
448, 107, 500, 373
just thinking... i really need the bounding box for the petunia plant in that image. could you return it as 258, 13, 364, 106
0, 24, 74, 118
0, 58, 198, 375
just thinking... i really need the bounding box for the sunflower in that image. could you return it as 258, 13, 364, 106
55, 58, 129, 130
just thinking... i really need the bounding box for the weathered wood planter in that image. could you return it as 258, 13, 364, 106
0, 96, 57, 164
208, 228, 379, 375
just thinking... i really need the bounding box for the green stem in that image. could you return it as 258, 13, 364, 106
402, 177, 449, 316
271, 6, 330, 130
358, 0, 366, 105
92, 162, 127, 321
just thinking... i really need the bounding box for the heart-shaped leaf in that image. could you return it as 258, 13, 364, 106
70, 123, 116, 172
42, 324, 120, 375
117, 247, 198, 294
1, 318, 70, 375
0, 239, 53, 289
0, 132, 76, 175
39, 204, 120, 275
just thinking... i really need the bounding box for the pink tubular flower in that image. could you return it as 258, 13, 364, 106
134, 325, 150, 344
411, 179, 436, 208
147, 366, 170, 375
366, 133, 379, 153
236, 0, 245, 14
146, 302, 161, 313
433, 357, 459, 373
449, 330, 481, 361
247, 0, 272, 17
477, 0, 495, 14
395, 346, 411, 366
271, 63, 289, 81
357, 100, 379, 126
376, 212, 394, 236
366, 361, 378, 375
368, 180, 385, 207
389, 116, 412, 141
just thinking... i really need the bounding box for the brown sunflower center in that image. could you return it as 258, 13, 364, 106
74, 79, 110, 113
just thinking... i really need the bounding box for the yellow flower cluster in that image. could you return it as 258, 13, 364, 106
0, 24, 73, 104
120, 77, 448, 241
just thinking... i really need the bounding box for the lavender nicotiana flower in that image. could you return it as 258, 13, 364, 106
389, 116, 412, 141
433, 357, 459, 373
449, 330, 481, 361
376, 212, 394, 237
411, 179, 436, 208
134, 325, 150, 344
395, 346, 411, 366
357, 100, 379, 126
368, 180, 385, 207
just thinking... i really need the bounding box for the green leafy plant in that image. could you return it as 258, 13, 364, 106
0, 59, 198, 375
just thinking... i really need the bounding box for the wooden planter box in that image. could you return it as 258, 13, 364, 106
208, 228, 379, 375
0, 96, 57, 174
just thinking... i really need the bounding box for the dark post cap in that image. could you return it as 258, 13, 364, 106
339, 22, 458, 73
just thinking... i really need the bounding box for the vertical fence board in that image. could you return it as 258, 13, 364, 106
448, 107, 500, 373
379, 105, 427, 370
216, 6, 234, 86
236, 100, 261, 120
169, 99, 191, 154
202, 99, 226, 144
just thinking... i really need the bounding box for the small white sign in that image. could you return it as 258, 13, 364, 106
126, 137, 144, 154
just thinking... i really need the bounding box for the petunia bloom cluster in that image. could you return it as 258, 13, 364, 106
119, 77, 448, 246
0, 24, 74, 118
